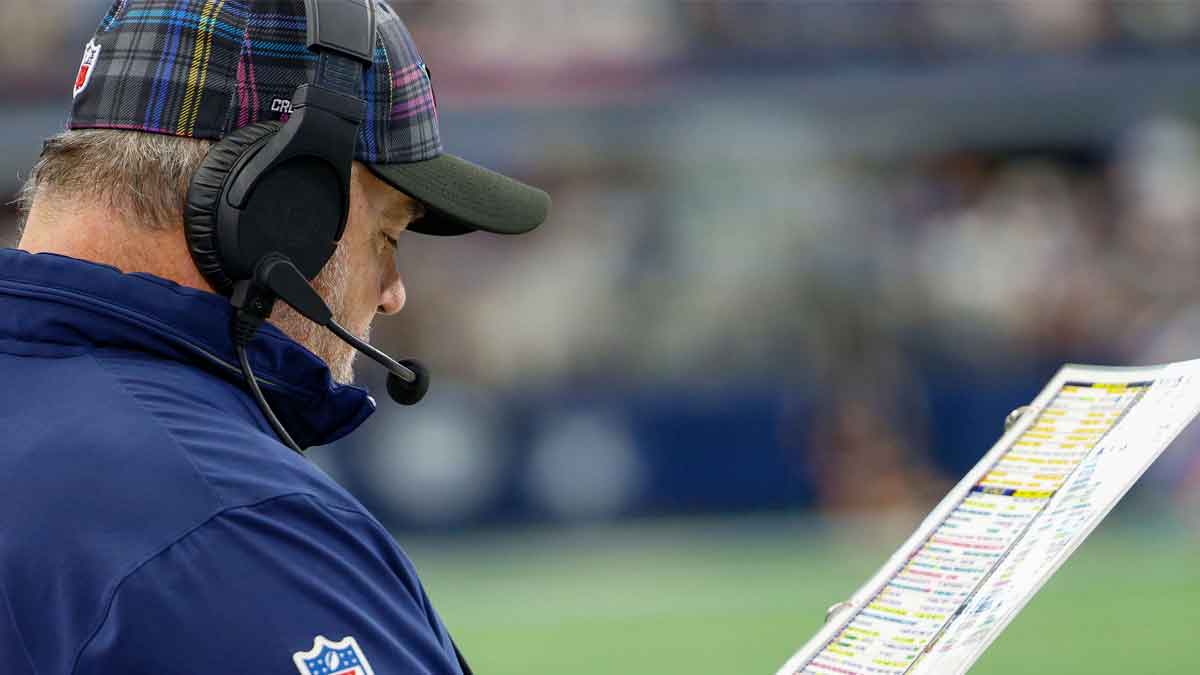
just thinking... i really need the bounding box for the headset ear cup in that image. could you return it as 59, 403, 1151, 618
185, 121, 282, 296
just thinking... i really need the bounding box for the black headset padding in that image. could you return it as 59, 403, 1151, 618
185, 121, 283, 296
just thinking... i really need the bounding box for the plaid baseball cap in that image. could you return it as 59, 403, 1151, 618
69, 0, 549, 236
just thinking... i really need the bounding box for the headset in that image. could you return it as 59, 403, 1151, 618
183, 0, 430, 455
181, 4, 466, 670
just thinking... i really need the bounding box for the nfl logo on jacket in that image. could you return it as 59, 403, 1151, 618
293, 635, 375, 675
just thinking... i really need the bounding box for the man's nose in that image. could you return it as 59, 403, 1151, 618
378, 268, 406, 315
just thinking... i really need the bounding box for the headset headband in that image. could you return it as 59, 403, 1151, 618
209, 0, 376, 284
306, 0, 377, 68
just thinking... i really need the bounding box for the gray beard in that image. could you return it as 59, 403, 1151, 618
268, 245, 362, 385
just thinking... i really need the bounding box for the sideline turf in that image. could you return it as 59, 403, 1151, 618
405, 514, 1199, 675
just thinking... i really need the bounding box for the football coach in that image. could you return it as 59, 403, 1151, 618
0, 0, 548, 673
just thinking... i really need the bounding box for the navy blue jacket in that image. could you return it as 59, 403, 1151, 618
0, 248, 463, 674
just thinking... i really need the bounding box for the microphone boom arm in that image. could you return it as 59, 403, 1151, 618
326, 319, 416, 384
252, 253, 429, 403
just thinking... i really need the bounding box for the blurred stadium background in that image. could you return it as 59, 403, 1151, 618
4, 1, 1200, 672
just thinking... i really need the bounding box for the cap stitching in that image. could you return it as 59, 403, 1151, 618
379, 26, 395, 164
177, 0, 229, 137
222, 0, 253, 134
110, 0, 143, 124
100, 0, 130, 32
360, 34, 384, 161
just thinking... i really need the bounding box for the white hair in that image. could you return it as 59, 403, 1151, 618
18, 129, 212, 233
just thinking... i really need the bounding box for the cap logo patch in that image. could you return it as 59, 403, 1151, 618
292, 635, 375, 675
73, 39, 102, 99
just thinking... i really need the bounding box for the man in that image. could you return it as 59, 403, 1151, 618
0, 1, 548, 673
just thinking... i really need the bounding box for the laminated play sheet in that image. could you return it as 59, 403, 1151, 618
778, 361, 1200, 675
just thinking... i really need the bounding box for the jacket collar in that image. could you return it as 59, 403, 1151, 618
0, 248, 375, 448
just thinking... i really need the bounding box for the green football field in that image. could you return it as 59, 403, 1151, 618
405, 512, 1200, 674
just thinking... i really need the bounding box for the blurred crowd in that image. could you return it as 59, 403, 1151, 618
4, 1, 1200, 530
8, 1, 1200, 101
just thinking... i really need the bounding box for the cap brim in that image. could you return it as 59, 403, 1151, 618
366, 154, 550, 236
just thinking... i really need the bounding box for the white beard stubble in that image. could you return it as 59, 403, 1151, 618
268, 244, 362, 384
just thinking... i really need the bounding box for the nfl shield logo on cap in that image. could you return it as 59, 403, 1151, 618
73, 38, 102, 99
292, 635, 375, 675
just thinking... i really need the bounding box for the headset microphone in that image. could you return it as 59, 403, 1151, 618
184, 0, 436, 454
246, 254, 430, 406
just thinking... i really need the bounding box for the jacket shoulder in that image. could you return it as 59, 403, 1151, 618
87, 348, 364, 511
76, 493, 462, 675
0, 348, 364, 673
0, 349, 226, 674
